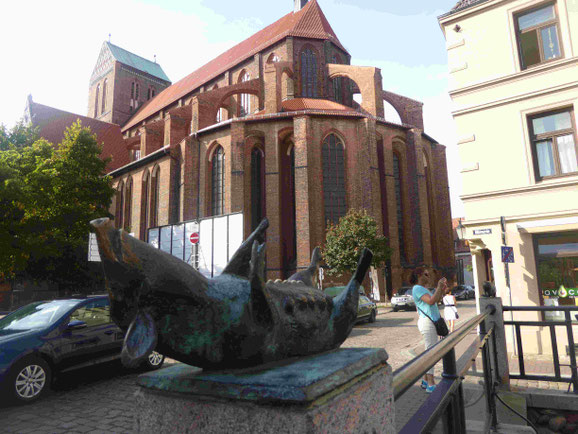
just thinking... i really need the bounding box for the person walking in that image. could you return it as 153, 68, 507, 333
443, 287, 458, 333
411, 267, 447, 393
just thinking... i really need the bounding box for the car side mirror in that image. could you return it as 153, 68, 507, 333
67, 320, 87, 330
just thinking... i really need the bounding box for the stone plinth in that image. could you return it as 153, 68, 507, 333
135, 348, 394, 433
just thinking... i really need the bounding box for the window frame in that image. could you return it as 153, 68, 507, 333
528, 107, 578, 180
322, 133, 347, 226
210, 146, 225, 216
514, 2, 563, 70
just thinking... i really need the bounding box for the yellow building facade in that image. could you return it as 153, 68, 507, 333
439, 0, 578, 354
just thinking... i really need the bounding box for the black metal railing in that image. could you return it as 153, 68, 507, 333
394, 305, 498, 433
503, 305, 578, 393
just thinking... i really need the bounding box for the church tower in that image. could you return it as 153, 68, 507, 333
88, 42, 171, 127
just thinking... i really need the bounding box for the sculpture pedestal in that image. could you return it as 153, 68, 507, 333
135, 348, 394, 433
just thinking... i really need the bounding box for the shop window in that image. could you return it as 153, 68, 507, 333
536, 232, 578, 321
322, 134, 346, 225
516, 3, 562, 69
529, 108, 577, 179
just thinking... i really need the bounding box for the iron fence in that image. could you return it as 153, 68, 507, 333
503, 305, 578, 393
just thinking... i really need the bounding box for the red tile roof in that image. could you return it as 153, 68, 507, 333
27, 100, 129, 171
122, 0, 346, 132
282, 98, 353, 111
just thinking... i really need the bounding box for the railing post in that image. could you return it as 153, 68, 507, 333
479, 297, 510, 388
565, 311, 578, 393
442, 348, 466, 433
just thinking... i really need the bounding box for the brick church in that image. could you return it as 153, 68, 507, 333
28, 0, 454, 299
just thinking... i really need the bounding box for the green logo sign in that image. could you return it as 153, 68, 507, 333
542, 286, 577, 298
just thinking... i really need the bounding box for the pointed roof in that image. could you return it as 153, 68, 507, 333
122, 0, 346, 131
26, 97, 129, 171
106, 42, 171, 82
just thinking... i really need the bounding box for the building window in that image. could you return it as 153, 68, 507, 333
210, 146, 225, 216
150, 167, 160, 227
124, 177, 133, 232
516, 3, 562, 69
535, 231, 578, 321
322, 134, 346, 225
332, 55, 343, 104
133, 149, 141, 161
102, 79, 107, 113
140, 171, 149, 240
147, 86, 156, 101
529, 108, 577, 179
94, 84, 100, 117
250, 147, 265, 231
239, 71, 251, 116
393, 153, 406, 263
301, 48, 317, 97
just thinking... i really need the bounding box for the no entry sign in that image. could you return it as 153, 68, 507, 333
189, 232, 200, 244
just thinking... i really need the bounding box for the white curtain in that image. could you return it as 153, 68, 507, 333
536, 140, 555, 177
558, 134, 578, 174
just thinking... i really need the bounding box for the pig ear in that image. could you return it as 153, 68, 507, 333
222, 218, 269, 279
121, 310, 158, 368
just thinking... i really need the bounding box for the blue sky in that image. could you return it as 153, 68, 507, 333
1, 0, 464, 215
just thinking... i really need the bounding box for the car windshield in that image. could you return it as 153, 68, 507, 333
0, 300, 79, 331
395, 288, 412, 297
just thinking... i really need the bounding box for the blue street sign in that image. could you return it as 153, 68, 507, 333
501, 246, 514, 263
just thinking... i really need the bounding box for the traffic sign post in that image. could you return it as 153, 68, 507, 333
501, 246, 514, 263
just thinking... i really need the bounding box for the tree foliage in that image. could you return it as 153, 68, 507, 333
0, 121, 115, 288
323, 209, 392, 276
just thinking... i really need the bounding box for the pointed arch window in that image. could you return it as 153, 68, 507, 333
140, 171, 150, 240
301, 48, 317, 97
124, 177, 133, 232
322, 134, 346, 225
210, 146, 225, 216
393, 152, 406, 263
115, 181, 124, 229
251, 147, 265, 231
423, 152, 437, 263
150, 166, 160, 227
170, 153, 181, 224
332, 55, 343, 104
101, 79, 107, 113
239, 71, 251, 116
94, 84, 100, 117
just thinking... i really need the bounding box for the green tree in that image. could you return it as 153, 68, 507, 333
323, 209, 392, 276
0, 121, 115, 289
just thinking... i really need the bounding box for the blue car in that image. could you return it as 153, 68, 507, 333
0, 295, 164, 404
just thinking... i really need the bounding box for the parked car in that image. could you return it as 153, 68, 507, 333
391, 287, 415, 311
453, 285, 475, 300
0, 295, 164, 404
323, 287, 377, 323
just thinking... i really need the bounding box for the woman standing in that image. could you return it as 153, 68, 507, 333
411, 267, 447, 393
443, 288, 458, 333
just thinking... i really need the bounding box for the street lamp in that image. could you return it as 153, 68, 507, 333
456, 218, 466, 241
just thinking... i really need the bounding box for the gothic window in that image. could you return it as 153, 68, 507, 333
267, 53, 280, 63
301, 48, 317, 97
124, 177, 133, 232
150, 166, 160, 227
239, 71, 251, 116
115, 181, 124, 229
140, 171, 150, 240
250, 147, 265, 231
210, 146, 225, 216
170, 154, 181, 224
423, 152, 437, 263
151, 88, 155, 98
101, 79, 107, 113
94, 84, 100, 117
393, 152, 406, 263
322, 134, 346, 225
332, 55, 342, 104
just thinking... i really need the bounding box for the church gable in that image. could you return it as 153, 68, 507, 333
90, 43, 114, 85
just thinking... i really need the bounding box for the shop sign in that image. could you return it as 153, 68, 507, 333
473, 229, 492, 235
542, 287, 578, 298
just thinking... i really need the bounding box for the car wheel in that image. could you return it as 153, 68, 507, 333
369, 310, 377, 323
142, 351, 165, 371
392, 306, 398, 312
9, 356, 51, 403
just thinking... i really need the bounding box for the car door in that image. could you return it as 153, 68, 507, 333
358, 296, 371, 319
54, 298, 119, 371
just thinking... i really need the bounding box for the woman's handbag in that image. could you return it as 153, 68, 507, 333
417, 306, 449, 337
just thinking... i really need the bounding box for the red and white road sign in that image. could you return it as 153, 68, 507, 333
189, 232, 200, 244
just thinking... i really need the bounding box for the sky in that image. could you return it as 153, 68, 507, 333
1, 0, 464, 216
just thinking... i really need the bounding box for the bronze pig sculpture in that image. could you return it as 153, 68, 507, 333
90, 217, 372, 370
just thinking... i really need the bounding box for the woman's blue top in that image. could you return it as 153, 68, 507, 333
412, 285, 441, 321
